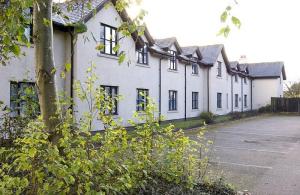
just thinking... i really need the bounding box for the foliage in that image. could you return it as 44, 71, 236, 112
161, 118, 206, 130
193, 178, 235, 195
284, 82, 300, 98
200, 112, 215, 124
258, 105, 272, 113
0, 70, 216, 194
230, 111, 242, 120
218, 1, 241, 37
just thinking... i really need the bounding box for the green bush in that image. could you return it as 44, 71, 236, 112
258, 104, 272, 113
200, 112, 214, 124
230, 112, 242, 120
0, 69, 219, 194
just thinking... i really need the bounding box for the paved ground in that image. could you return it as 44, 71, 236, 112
190, 115, 300, 195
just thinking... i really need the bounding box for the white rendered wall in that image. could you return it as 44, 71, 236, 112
208, 53, 232, 115
252, 77, 282, 109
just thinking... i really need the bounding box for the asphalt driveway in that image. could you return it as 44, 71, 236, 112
191, 115, 300, 195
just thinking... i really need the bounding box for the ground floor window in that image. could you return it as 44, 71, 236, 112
101, 85, 119, 115
192, 92, 199, 109
244, 94, 248, 107
217, 93, 222, 109
136, 88, 149, 111
169, 90, 177, 111
235, 94, 239, 108
10, 81, 39, 116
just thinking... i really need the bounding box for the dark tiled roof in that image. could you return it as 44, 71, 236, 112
155, 37, 177, 49
53, 0, 107, 25
198, 44, 223, 65
181, 46, 198, 56
243, 62, 286, 79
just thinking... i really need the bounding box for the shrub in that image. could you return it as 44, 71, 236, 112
200, 112, 214, 124
0, 69, 218, 194
230, 112, 242, 120
258, 104, 272, 113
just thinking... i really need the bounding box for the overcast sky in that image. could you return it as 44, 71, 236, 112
129, 0, 300, 83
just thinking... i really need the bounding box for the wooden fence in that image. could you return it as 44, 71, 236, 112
271, 97, 300, 113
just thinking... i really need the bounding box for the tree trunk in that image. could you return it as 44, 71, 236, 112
33, 0, 60, 143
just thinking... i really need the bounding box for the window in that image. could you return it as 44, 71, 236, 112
100, 24, 117, 55
235, 94, 239, 108
10, 81, 39, 116
168, 50, 177, 70
217, 93, 222, 109
169, 90, 177, 111
234, 74, 238, 82
136, 89, 149, 111
136, 44, 148, 65
244, 77, 247, 84
192, 63, 199, 75
23, 8, 33, 42
244, 95, 248, 107
101, 85, 118, 115
192, 92, 199, 109
217, 61, 222, 77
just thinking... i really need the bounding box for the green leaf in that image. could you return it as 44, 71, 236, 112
217, 26, 231, 37
65, 63, 72, 72
11, 45, 21, 56
43, 18, 51, 27
95, 43, 104, 51
220, 11, 228, 23
118, 52, 126, 64
28, 148, 37, 158
232, 16, 241, 28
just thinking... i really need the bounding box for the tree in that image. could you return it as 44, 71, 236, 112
284, 82, 300, 98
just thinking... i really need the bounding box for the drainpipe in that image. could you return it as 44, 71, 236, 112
241, 77, 244, 113
251, 79, 253, 111
231, 75, 233, 113
207, 68, 210, 112
158, 58, 162, 124
69, 31, 75, 113
184, 63, 187, 120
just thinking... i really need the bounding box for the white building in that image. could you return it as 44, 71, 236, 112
0, 0, 287, 130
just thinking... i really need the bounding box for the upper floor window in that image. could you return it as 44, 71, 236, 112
169, 90, 177, 111
192, 63, 199, 75
10, 81, 39, 116
234, 74, 238, 82
217, 93, 222, 109
136, 88, 149, 111
244, 77, 247, 84
136, 44, 148, 65
101, 85, 118, 115
217, 61, 222, 77
100, 24, 117, 56
168, 50, 177, 70
235, 94, 239, 108
23, 8, 33, 42
192, 92, 199, 109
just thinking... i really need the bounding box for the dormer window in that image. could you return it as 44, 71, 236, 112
192, 63, 199, 75
234, 74, 238, 82
217, 61, 222, 77
168, 50, 177, 70
100, 23, 117, 56
136, 44, 148, 65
